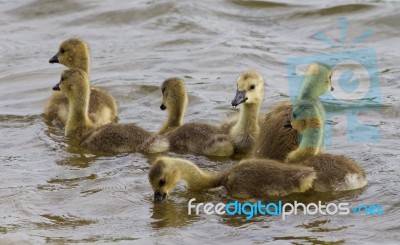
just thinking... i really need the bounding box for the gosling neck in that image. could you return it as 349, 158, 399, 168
298, 118, 324, 154
66, 90, 93, 130
159, 103, 186, 134
79, 58, 90, 74
71, 51, 91, 75
175, 160, 222, 191
233, 102, 261, 135
298, 74, 323, 101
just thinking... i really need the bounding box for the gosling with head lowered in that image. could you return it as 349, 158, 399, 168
45, 38, 117, 127
148, 156, 316, 202
285, 100, 367, 192
53, 68, 168, 154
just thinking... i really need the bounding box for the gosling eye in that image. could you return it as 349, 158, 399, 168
249, 84, 255, 90
161, 88, 165, 94
60, 48, 65, 54
159, 179, 166, 187
293, 112, 297, 119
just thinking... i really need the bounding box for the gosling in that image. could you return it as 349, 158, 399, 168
253, 63, 333, 161
285, 100, 367, 192
148, 156, 316, 201
53, 68, 168, 154
45, 38, 117, 127
158, 77, 234, 157
228, 71, 264, 154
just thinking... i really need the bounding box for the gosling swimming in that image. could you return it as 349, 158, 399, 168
45, 38, 118, 127
159, 71, 264, 157
53, 68, 168, 154
158, 77, 234, 157
148, 156, 316, 201
228, 71, 264, 154
253, 63, 333, 161
285, 100, 367, 192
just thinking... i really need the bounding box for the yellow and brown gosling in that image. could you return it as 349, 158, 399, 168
148, 156, 316, 201
53, 68, 168, 154
227, 71, 264, 155
285, 100, 367, 192
253, 63, 333, 161
45, 38, 117, 127
158, 77, 234, 157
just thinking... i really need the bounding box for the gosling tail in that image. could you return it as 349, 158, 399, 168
340, 173, 368, 191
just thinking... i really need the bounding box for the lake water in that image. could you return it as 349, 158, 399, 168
0, 0, 399, 244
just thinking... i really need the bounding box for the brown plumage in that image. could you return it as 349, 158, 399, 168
54, 68, 168, 154
80, 123, 168, 154
148, 156, 316, 201
44, 38, 117, 127
158, 77, 234, 157
253, 101, 297, 161
253, 63, 333, 161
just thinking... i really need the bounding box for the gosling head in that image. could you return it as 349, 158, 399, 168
49, 39, 90, 71
303, 63, 334, 97
231, 70, 264, 107
52, 68, 89, 100
285, 101, 321, 132
160, 77, 188, 112
148, 157, 182, 202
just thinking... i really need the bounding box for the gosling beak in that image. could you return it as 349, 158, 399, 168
330, 86, 334, 91
231, 90, 247, 107
160, 103, 167, 110
52, 83, 60, 91
284, 120, 292, 128
154, 191, 167, 202
49, 53, 59, 63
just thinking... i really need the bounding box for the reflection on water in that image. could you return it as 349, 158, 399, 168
0, 0, 399, 244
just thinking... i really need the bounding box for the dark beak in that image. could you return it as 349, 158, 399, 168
284, 120, 292, 128
330, 86, 334, 91
154, 191, 166, 202
49, 53, 59, 63
160, 103, 167, 110
52, 83, 60, 91
231, 90, 247, 107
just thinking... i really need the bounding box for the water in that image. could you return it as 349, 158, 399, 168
0, 0, 399, 244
